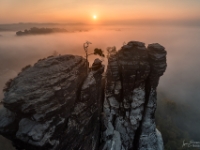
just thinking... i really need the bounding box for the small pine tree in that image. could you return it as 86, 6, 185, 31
94, 48, 105, 57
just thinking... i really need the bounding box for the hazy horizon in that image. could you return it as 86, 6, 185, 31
1, 0, 200, 24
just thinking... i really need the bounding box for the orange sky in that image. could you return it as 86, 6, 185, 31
0, 0, 200, 24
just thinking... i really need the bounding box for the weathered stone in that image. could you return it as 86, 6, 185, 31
60, 58, 104, 150
101, 41, 150, 149
0, 41, 167, 150
0, 55, 90, 149
101, 41, 166, 150
138, 43, 167, 150
92, 58, 102, 71
0, 106, 16, 134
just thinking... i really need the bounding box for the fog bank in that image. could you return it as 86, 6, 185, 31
0, 26, 200, 111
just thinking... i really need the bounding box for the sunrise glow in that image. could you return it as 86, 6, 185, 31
0, 1, 199, 24
93, 15, 97, 19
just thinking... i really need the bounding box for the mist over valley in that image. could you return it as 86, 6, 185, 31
0, 24, 200, 149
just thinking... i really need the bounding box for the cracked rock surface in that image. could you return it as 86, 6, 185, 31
0, 41, 167, 150
101, 41, 167, 150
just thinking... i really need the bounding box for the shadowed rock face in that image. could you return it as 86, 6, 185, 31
58, 58, 104, 150
0, 41, 167, 150
138, 43, 167, 150
101, 41, 167, 150
0, 55, 105, 150
101, 41, 150, 150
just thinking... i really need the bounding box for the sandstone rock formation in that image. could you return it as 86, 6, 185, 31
59, 58, 104, 150
101, 41, 166, 150
0, 41, 167, 150
138, 43, 166, 150
0, 55, 99, 150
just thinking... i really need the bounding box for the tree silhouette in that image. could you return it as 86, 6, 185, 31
83, 41, 92, 61
106, 46, 116, 58
94, 48, 105, 57
83, 41, 105, 60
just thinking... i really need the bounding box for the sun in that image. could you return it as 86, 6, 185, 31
93, 15, 97, 19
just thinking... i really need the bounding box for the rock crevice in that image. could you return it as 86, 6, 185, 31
0, 41, 167, 150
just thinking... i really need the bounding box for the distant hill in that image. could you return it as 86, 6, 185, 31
0, 23, 85, 31
16, 27, 67, 36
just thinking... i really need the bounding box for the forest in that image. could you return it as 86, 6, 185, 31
16, 27, 67, 36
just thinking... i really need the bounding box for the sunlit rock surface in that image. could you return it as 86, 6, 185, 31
0, 41, 167, 150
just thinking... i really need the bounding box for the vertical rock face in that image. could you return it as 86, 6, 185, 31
0, 55, 105, 150
138, 44, 167, 150
0, 55, 88, 149
101, 41, 167, 150
59, 58, 104, 150
0, 41, 167, 150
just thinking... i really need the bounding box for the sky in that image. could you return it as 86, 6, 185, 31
0, 0, 200, 24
